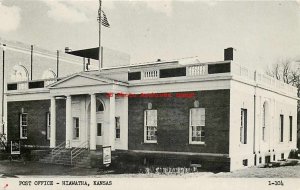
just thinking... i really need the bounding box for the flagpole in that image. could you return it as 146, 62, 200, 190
98, 0, 102, 72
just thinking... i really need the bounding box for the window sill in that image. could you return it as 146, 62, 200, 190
189, 142, 205, 145
20, 137, 27, 140
144, 141, 157, 144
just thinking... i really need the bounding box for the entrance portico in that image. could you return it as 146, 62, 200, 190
48, 73, 128, 151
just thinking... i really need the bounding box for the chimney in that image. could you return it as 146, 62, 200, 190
65, 47, 71, 53
224, 47, 234, 61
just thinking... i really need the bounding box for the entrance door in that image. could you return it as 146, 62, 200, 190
265, 156, 271, 164
88, 99, 105, 146
96, 111, 104, 145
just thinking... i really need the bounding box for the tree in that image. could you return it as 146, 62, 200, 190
266, 59, 300, 97
266, 59, 300, 141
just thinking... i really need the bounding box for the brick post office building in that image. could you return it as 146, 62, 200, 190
2, 46, 298, 171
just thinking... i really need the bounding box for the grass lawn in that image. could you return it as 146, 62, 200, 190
214, 164, 300, 178
0, 160, 300, 178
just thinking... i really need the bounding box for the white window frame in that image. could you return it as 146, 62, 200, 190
97, 123, 102, 137
262, 103, 266, 141
289, 116, 293, 142
47, 112, 51, 140
240, 108, 247, 144
279, 114, 284, 143
144, 110, 157, 143
73, 117, 80, 139
189, 108, 205, 144
20, 113, 28, 139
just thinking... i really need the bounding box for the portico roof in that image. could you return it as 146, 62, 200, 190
49, 72, 128, 88
48, 72, 129, 96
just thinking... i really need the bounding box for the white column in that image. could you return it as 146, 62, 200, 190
109, 94, 115, 150
50, 97, 56, 148
123, 96, 128, 150
65, 95, 72, 148
3, 94, 7, 138
90, 93, 97, 150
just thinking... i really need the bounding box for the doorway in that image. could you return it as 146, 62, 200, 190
87, 98, 105, 146
96, 123, 103, 145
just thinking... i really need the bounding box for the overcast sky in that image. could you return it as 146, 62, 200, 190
0, 0, 299, 70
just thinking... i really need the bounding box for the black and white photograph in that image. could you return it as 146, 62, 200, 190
0, 0, 299, 189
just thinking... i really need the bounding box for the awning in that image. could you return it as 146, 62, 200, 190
65, 47, 100, 60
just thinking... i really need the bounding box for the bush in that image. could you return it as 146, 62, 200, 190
289, 149, 299, 159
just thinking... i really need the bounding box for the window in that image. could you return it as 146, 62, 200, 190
289, 116, 292, 142
144, 110, 157, 143
97, 101, 104, 112
280, 115, 284, 142
262, 102, 266, 141
240, 109, 247, 144
47, 112, 51, 140
115, 117, 120, 139
73, 117, 79, 139
97, 123, 102, 136
189, 108, 205, 144
20, 113, 28, 139
281, 153, 284, 160
242, 159, 248, 166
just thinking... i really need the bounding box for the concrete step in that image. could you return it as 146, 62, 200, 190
38, 148, 93, 167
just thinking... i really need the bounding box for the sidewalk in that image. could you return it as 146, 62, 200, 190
0, 160, 99, 177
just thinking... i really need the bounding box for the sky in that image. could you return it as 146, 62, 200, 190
0, 0, 299, 71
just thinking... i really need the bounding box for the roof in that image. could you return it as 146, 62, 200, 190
48, 72, 128, 89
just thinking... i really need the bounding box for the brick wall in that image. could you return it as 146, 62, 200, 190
128, 90, 230, 154
7, 99, 66, 146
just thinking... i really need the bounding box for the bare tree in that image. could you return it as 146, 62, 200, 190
266, 60, 300, 136
266, 59, 299, 85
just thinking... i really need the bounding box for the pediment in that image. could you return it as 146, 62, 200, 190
49, 74, 112, 89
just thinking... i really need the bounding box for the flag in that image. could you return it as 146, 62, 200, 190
98, 10, 110, 27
